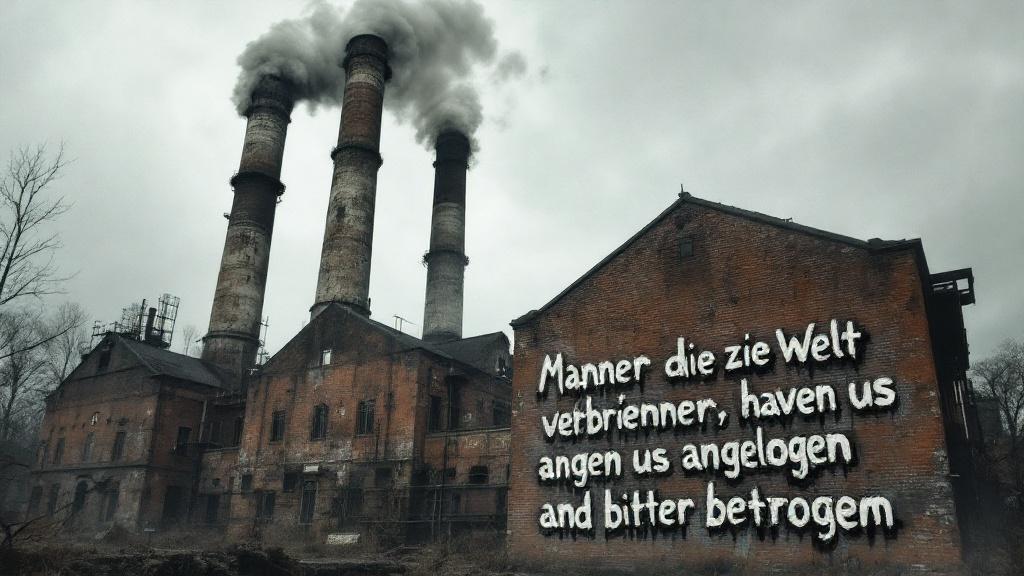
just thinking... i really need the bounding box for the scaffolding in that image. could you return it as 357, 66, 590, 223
91, 293, 180, 349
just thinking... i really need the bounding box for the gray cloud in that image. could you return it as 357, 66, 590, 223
0, 0, 1020, 363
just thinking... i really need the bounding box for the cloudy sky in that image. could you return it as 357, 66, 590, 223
1, 1, 1020, 360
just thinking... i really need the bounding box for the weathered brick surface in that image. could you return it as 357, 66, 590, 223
29, 336, 216, 530
228, 305, 510, 539
509, 200, 964, 574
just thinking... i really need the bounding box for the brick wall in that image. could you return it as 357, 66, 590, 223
509, 200, 964, 574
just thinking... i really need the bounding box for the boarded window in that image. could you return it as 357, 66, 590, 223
356, 400, 375, 435
310, 404, 328, 440
428, 395, 443, 432
270, 410, 286, 442
111, 431, 126, 461
468, 466, 489, 485
299, 480, 317, 525
82, 433, 94, 463
679, 236, 694, 258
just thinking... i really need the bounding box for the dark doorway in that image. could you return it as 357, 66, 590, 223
299, 480, 317, 525
162, 486, 184, 525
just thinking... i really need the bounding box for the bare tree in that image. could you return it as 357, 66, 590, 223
0, 312, 47, 443
178, 324, 200, 357
0, 144, 78, 363
0, 144, 70, 307
41, 302, 87, 386
973, 338, 1024, 501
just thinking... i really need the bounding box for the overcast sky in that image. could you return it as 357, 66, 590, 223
1, 1, 1020, 361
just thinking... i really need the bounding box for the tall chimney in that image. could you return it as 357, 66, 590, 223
421, 130, 470, 342
312, 34, 390, 317
203, 75, 294, 383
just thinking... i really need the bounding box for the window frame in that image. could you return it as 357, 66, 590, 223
356, 399, 375, 435
310, 404, 329, 440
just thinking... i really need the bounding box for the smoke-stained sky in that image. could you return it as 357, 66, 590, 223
0, 1, 1020, 361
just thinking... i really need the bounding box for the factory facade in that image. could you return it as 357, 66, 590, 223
26, 33, 986, 574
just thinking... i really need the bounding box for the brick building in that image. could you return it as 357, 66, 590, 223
508, 192, 980, 574
27, 34, 515, 544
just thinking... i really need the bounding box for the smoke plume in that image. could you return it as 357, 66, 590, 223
233, 0, 524, 150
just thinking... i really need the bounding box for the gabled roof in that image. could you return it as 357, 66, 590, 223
511, 192, 921, 327
430, 332, 510, 374
116, 335, 227, 389
264, 303, 504, 379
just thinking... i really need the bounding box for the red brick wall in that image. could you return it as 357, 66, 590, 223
509, 202, 963, 574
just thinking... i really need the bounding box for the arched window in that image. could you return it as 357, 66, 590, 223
72, 481, 88, 514
310, 404, 328, 440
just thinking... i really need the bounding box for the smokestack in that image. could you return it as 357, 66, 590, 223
422, 130, 470, 342
312, 34, 390, 317
203, 75, 294, 382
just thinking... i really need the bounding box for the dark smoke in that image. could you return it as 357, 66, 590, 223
233, 0, 524, 150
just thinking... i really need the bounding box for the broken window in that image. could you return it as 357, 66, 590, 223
310, 404, 328, 440
97, 342, 112, 373
356, 400, 375, 435
111, 431, 126, 461
270, 410, 286, 442
321, 349, 332, 366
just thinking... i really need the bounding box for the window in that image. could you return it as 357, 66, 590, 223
28, 486, 42, 516
468, 465, 489, 485
299, 480, 317, 525
39, 441, 48, 468
97, 342, 112, 373
205, 420, 222, 446
283, 472, 299, 493
256, 491, 276, 522
310, 404, 328, 440
240, 474, 253, 492
111, 431, 126, 461
53, 438, 65, 465
101, 484, 118, 522
356, 400, 375, 435
72, 481, 88, 514
321, 349, 332, 365
679, 236, 694, 258
175, 427, 191, 454
428, 395, 443, 432
270, 410, 286, 442
492, 401, 511, 427
82, 432, 94, 463
231, 417, 244, 446
205, 494, 220, 524
47, 484, 59, 516
374, 468, 393, 488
